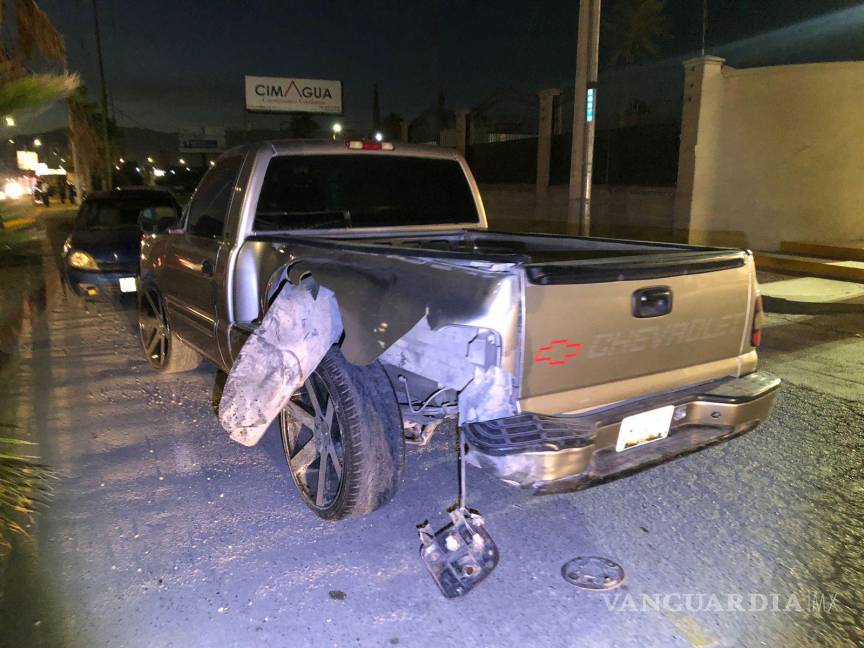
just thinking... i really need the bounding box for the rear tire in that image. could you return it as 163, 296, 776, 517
138, 284, 201, 373
280, 346, 404, 520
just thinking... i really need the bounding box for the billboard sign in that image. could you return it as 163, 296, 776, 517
245, 76, 342, 114
179, 127, 226, 153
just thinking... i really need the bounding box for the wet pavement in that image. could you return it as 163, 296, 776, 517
0, 209, 861, 647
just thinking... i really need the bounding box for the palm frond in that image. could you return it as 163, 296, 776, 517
0, 436, 54, 555
605, 0, 671, 67
0, 70, 78, 115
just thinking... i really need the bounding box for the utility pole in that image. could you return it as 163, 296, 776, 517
64, 60, 81, 204
568, 0, 602, 236
700, 0, 708, 56
91, 0, 112, 190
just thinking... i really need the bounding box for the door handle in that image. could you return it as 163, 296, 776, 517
201, 259, 214, 277
632, 286, 673, 318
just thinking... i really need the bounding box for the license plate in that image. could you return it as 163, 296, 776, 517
118, 277, 137, 293
616, 405, 675, 452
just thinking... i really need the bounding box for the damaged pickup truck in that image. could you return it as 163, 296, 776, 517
138, 140, 779, 526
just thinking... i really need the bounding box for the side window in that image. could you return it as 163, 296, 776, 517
75, 201, 95, 228
186, 156, 242, 238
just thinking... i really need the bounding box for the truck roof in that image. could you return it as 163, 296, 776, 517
221, 139, 462, 161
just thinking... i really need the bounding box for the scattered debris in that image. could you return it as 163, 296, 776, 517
561, 556, 625, 591
328, 590, 347, 601
418, 429, 499, 598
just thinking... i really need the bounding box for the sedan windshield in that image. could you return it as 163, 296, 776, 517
254, 155, 479, 230
76, 197, 179, 230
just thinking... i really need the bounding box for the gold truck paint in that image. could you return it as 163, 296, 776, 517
520, 260, 755, 414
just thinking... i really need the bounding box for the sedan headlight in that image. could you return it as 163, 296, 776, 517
67, 250, 99, 270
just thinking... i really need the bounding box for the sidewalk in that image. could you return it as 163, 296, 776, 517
757, 272, 864, 403
758, 272, 864, 310
0, 201, 76, 231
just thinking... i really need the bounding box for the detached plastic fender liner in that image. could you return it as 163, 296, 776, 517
218, 281, 343, 446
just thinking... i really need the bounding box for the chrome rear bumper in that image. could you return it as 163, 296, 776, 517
464, 371, 780, 493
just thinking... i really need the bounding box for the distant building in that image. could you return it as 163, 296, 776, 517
469, 86, 536, 144
408, 93, 455, 146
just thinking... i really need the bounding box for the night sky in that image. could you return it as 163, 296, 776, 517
17, 0, 864, 135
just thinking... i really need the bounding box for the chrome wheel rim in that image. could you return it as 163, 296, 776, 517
138, 287, 168, 368
280, 373, 345, 510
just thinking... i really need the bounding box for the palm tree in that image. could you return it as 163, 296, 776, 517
0, 0, 82, 191
605, 0, 671, 67
0, 0, 75, 553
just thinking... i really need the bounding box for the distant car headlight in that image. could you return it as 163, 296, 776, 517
3, 181, 23, 200
67, 250, 99, 270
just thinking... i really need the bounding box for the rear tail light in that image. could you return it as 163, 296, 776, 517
346, 140, 394, 151
750, 294, 764, 347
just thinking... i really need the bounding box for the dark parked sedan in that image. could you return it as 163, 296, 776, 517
63, 188, 181, 297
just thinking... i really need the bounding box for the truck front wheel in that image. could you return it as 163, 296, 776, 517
279, 346, 404, 520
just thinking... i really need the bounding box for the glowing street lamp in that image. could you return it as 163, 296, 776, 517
33, 138, 42, 147
178, 158, 186, 165
374, 132, 383, 142
331, 123, 342, 140
146, 156, 154, 164
4, 115, 15, 127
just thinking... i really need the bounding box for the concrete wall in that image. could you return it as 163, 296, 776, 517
480, 184, 676, 240
678, 59, 864, 250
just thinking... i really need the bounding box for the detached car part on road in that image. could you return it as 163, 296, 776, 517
137, 140, 779, 527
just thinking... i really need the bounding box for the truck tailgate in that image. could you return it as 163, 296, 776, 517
519, 251, 756, 414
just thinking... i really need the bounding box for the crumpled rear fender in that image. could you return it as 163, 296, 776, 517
220, 241, 523, 445
284, 246, 520, 367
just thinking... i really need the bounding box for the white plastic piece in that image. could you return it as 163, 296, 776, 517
218, 282, 342, 446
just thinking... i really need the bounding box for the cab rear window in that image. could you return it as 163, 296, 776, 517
254, 155, 479, 230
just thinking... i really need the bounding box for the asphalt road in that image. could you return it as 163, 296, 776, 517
0, 211, 861, 648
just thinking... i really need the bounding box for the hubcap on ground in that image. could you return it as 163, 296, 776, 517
280, 373, 345, 509
138, 288, 168, 368
561, 556, 625, 591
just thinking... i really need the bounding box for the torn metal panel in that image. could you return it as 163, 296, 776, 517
282, 243, 520, 367
379, 318, 517, 425
218, 282, 342, 446
379, 320, 478, 393
458, 365, 517, 424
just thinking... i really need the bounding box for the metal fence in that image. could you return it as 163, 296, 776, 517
467, 123, 679, 187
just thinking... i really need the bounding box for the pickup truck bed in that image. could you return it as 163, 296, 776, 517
265, 227, 732, 262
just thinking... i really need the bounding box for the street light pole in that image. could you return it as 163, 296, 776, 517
568, 0, 602, 237
91, 0, 112, 190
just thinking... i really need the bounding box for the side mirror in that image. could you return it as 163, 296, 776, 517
156, 215, 179, 233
